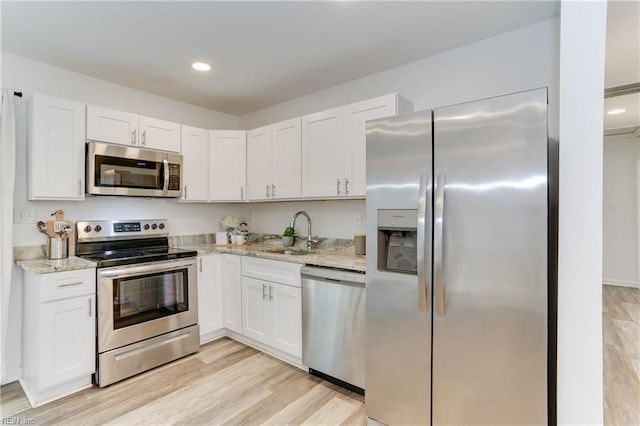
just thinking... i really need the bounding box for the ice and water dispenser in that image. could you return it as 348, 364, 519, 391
377, 209, 418, 274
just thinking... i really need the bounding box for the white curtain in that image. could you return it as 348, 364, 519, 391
1, 90, 17, 374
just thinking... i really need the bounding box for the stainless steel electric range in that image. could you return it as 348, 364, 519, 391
76, 219, 199, 387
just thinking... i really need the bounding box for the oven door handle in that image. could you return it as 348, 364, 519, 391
98, 258, 196, 279
162, 158, 170, 195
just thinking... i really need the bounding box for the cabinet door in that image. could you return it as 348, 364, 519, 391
343, 94, 397, 197
269, 283, 302, 358
197, 255, 223, 339
272, 117, 302, 199
139, 115, 181, 152
209, 131, 247, 201
221, 255, 242, 333
86, 104, 139, 146
181, 126, 209, 201
301, 108, 344, 197
39, 295, 95, 389
241, 277, 270, 345
246, 125, 273, 201
28, 94, 86, 200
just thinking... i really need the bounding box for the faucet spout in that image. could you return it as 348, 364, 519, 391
290, 211, 318, 251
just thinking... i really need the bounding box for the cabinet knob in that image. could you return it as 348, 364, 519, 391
266, 184, 270, 198
131, 129, 137, 145
271, 184, 276, 198
141, 130, 146, 146
337, 178, 341, 196
345, 178, 350, 195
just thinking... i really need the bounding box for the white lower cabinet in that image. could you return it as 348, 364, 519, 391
21, 268, 96, 407
221, 254, 243, 333
241, 258, 302, 359
197, 254, 224, 342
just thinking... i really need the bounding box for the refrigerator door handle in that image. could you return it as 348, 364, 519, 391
417, 174, 429, 313
434, 173, 446, 317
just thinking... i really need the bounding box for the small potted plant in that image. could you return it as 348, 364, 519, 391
282, 226, 295, 247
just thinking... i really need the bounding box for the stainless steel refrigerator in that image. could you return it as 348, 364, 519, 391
365, 88, 557, 425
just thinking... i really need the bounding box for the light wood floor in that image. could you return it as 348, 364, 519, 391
2, 287, 638, 425
0, 338, 364, 425
603, 284, 640, 426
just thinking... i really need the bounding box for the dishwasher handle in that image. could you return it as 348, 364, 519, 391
301, 265, 366, 285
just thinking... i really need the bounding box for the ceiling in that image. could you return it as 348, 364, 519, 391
1, 1, 559, 116
603, 0, 640, 131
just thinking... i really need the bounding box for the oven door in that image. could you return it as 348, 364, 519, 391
97, 257, 197, 353
86, 141, 182, 197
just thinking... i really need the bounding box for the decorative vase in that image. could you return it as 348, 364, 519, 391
282, 236, 294, 247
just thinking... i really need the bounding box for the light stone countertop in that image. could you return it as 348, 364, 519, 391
16, 256, 97, 274
175, 238, 366, 273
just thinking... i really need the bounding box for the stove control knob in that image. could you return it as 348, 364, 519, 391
151, 223, 158, 230
143, 224, 150, 230
159, 223, 165, 230
94, 225, 102, 232
83, 225, 92, 233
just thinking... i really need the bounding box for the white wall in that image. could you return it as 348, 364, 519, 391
603, 133, 640, 287
240, 18, 559, 140
248, 200, 365, 239
557, 1, 607, 425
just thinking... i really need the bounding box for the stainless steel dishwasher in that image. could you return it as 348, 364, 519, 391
301, 265, 366, 393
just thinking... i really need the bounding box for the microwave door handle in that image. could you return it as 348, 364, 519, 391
162, 158, 169, 195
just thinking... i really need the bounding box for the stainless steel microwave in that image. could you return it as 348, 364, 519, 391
86, 142, 183, 197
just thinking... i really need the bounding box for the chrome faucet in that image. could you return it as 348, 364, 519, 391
290, 211, 318, 251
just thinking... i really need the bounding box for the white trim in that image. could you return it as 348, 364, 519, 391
603, 278, 640, 288
19, 376, 92, 408
225, 329, 305, 371
199, 328, 226, 345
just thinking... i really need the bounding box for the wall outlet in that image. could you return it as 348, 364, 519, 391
356, 214, 366, 226
14, 207, 37, 224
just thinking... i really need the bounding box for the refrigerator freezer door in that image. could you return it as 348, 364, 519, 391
365, 111, 433, 425
432, 88, 548, 425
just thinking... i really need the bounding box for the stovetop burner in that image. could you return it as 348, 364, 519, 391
75, 219, 197, 268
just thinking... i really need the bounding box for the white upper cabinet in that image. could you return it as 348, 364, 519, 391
302, 93, 412, 198
28, 94, 86, 200
343, 93, 406, 196
138, 115, 181, 152
246, 125, 273, 200
271, 118, 302, 199
181, 126, 210, 202
301, 108, 344, 198
86, 105, 180, 152
86, 104, 139, 146
247, 118, 301, 201
209, 130, 247, 201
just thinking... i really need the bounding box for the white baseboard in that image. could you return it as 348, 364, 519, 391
225, 330, 305, 371
603, 278, 639, 288
199, 329, 226, 345
1, 367, 21, 385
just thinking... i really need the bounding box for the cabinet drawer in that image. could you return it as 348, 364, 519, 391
241, 257, 302, 287
41, 268, 96, 302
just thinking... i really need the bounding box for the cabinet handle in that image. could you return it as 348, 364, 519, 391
262, 284, 267, 300
58, 280, 82, 288
266, 184, 270, 198
240, 186, 244, 199
345, 178, 350, 195
271, 184, 276, 198
141, 130, 146, 146
88, 298, 92, 317
199, 258, 202, 272
269, 285, 273, 301
184, 185, 188, 200
77, 179, 82, 196
131, 129, 137, 145
337, 178, 341, 196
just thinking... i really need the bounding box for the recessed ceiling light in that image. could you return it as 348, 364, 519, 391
607, 108, 626, 115
192, 62, 211, 72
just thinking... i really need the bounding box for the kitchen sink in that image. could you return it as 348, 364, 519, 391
267, 249, 312, 256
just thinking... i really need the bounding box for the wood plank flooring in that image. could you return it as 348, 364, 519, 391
2, 286, 638, 425
603, 284, 640, 426
0, 338, 364, 425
